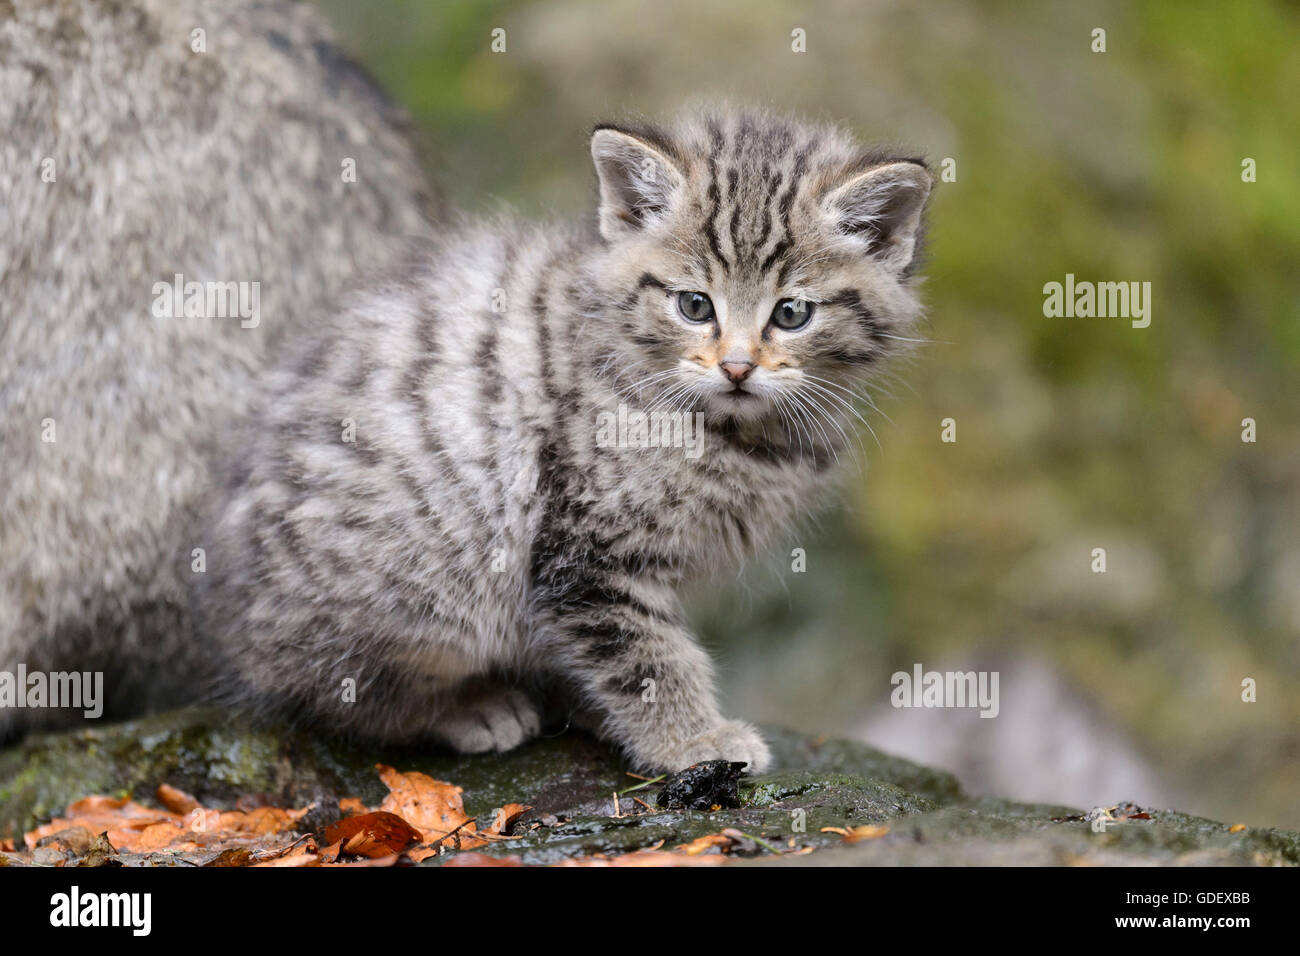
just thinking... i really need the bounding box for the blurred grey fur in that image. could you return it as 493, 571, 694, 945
0, 0, 438, 738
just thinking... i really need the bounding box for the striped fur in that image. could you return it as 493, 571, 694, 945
197, 109, 932, 772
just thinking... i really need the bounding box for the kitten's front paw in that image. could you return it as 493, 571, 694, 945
433, 686, 541, 754
657, 720, 772, 774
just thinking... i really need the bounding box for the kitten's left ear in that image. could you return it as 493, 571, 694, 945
591, 126, 685, 241
822, 160, 932, 274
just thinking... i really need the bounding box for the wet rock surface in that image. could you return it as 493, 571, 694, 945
1, 708, 1294, 866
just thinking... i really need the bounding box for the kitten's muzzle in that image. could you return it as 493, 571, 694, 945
719, 360, 756, 385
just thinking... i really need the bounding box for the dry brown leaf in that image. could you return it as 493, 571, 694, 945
34, 826, 97, 856
403, 844, 443, 864
375, 764, 487, 850
25, 787, 312, 862
156, 783, 201, 816
215, 806, 306, 836
26, 797, 178, 851
338, 797, 368, 817
485, 803, 532, 836
677, 833, 733, 856
203, 847, 254, 867
66, 795, 135, 815
252, 844, 323, 867
819, 824, 889, 843
135, 821, 189, 852
310, 839, 343, 864
323, 811, 421, 858
843, 825, 890, 843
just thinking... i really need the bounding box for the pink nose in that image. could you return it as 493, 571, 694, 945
720, 361, 755, 384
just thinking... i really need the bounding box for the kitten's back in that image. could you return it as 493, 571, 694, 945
0, 0, 439, 739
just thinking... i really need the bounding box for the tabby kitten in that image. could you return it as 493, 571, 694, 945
198, 110, 932, 773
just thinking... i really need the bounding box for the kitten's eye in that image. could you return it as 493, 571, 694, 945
676, 291, 715, 323
770, 298, 814, 331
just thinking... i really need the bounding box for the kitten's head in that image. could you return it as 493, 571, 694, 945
587, 110, 931, 432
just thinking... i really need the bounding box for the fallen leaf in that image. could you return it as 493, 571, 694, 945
215, 806, 306, 836
156, 784, 201, 816
76, 832, 121, 868
35, 826, 97, 857
402, 845, 442, 864
306, 839, 341, 864
375, 764, 486, 850
677, 833, 732, 856
26, 797, 177, 851
203, 847, 254, 867
843, 825, 890, 843
252, 844, 322, 868
339, 797, 368, 817
24, 788, 312, 862
66, 795, 133, 815
136, 821, 189, 852
322, 811, 421, 858
485, 804, 532, 836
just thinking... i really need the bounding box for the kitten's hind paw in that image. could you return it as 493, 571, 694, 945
656, 720, 772, 774
433, 685, 541, 755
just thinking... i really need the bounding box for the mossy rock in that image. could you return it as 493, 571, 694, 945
0, 708, 1294, 865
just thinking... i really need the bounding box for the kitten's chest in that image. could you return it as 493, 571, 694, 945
593, 440, 815, 573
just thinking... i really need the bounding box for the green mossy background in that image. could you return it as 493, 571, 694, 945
315, 0, 1300, 828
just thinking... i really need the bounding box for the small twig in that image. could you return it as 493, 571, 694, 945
727, 828, 784, 855
427, 817, 478, 851
253, 832, 314, 862
617, 774, 666, 796
632, 797, 655, 813
613, 792, 621, 818
623, 771, 655, 781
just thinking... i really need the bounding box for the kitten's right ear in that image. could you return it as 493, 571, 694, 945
822, 160, 932, 274
590, 126, 684, 241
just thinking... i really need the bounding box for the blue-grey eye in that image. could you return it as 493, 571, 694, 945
676, 291, 715, 323
771, 298, 814, 331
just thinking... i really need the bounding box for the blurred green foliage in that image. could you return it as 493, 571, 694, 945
318, 0, 1299, 826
